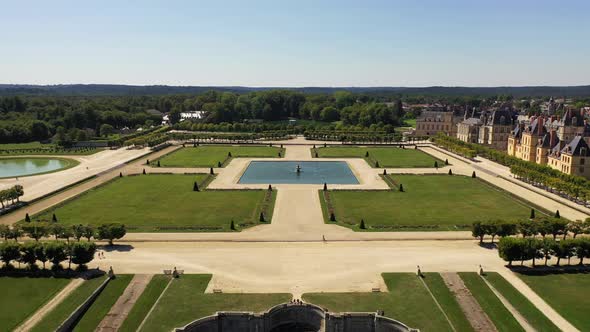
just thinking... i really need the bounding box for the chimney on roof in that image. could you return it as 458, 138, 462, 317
538, 117, 544, 135
550, 129, 556, 148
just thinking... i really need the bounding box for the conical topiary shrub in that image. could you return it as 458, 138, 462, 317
52, 213, 58, 222
555, 210, 560, 218
193, 181, 199, 192
399, 184, 404, 192
530, 208, 535, 219
360, 219, 366, 229
472, 171, 476, 178
210, 167, 214, 175
448, 169, 453, 175
230, 220, 236, 230
25, 213, 31, 223
259, 212, 265, 222
323, 183, 327, 191
330, 213, 336, 222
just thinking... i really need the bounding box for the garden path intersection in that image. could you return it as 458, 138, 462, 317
0, 139, 586, 332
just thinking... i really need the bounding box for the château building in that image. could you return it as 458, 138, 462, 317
456, 108, 516, 150
415, 110, 462, 137
507, 109, 590, 178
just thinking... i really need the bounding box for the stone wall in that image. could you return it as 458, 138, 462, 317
175, 302, 418, 332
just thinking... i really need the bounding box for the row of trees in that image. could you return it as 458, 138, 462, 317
472, 218, 590, 243
0, 95, 162, 143
0, 240, 96, 270
0, 223, 126, 245
0, 185, 24, 209
498, 237, 590, 266
434, 134, 590, 202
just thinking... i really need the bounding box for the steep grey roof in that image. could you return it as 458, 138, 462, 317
461, 118, 483, 125
489, 109, 514, 125
561, 136, 590, 156
512, 125, 523, 138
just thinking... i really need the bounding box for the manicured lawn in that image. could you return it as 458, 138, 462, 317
517, 272, 590, 331
459, 273, 524, 332
313, 146, 441, 168
422, 273, 474, 332
404, 118, 417, 127
74, 274, 133, 332
139, 275, 291, 332
119, 275, 171, 332
321, 175, 532, 231
0, 142, 101, 155
483, 273, 560, 332
34, 174, 276, 232
156, 145, 284, 168
303, 273, 454, 332
0, 277, 71, 332
31, 277, 106, 332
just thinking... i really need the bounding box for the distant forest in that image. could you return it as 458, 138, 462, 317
1, 84, 590, 144
1, 84, 590, 97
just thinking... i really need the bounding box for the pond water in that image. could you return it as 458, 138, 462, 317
239, 161, 359, 184
0, 158, 70, 178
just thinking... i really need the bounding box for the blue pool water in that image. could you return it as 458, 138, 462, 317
239, 161, 359, 184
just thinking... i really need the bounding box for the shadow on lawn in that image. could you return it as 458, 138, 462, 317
99, 244, 134, 252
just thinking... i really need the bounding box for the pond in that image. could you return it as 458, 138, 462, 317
239, 161, 359, 184
0, 158, 72, 178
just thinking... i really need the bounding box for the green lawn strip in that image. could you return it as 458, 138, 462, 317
483, 273, 560, 332
458, 273, 524, 332
0, 156, 80, 179
139, 274, 291, 332
422, 273, 474, 332
0, 276, 71, 332
156, 145, 283, 168
73, 274, 133, 332
119, 275, 170, 332
31, 277, 106, 332
303, 273, 453, 332
323, 175, 530, 231
517, 271, 590, 331
314, 146, 441, 168
33, 174, 274, 232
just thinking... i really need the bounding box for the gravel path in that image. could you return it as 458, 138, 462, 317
441, 272, 497, 332
95, 274, 153, 332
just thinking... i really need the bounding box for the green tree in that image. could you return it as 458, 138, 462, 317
99, 123, 115, 137
0, 242, 21, 268
23, 224, 48, 242
44, 241, 68, 269
97, 223, 126, 245
35, 243, 48, 269
498, 237, 523, 266
72, 224, 86, 241
472, 222, 486, 244
69, 242, 97, 269
20, 242, 39, 269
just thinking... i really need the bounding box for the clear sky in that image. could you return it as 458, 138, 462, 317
1, 0, 589, 87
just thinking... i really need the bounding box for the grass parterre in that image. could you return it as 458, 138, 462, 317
139, 274, 291, 331
303, 273, 461, 332
321, 174, 534, 231
312, 146, 442, 168
517, 271, 590, 331
155, 145, 284, 168
33, 174, 276, 232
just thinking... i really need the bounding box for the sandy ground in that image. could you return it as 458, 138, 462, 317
0, 147, 151, 201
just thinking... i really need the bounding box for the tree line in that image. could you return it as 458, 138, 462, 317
471, 217, 590, 243
0, 185, 24, 209
0, 240, 96, 270
498, 237, 590, 267
0, 222, 126, 245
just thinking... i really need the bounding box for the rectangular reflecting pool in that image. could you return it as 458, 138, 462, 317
239, 161, 359, 184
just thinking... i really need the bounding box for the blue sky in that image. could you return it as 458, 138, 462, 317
1, 0, 589, 86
